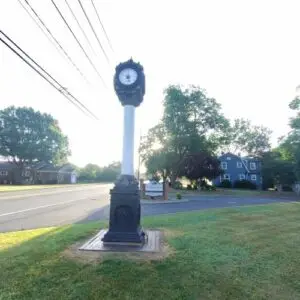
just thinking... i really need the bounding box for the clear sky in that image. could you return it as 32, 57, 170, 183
1, 0, 300, 167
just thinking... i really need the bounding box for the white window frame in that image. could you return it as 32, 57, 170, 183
226, 157, 231, 161
239, 174, 246, 180
0, 170, 8, 176
221, 162, 227, 170
250, 162, 256, 170
223, 174, 230, 180
251, 174, 257, 181
237, 162, 242, 168
22, 170, 31, 177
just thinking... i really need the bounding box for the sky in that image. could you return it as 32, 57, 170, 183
1, 0, 300, 168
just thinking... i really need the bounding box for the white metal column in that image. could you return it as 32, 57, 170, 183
121, 105, 135, 176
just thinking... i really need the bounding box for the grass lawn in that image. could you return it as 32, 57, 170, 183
0, 183, 97, 192
2, 203, 300, 299
169, 187, 297, 198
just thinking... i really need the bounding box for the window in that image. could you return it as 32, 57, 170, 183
237, 162, 242, 168
22, 170, 30, 177
251, 175, 257, 181
226, 157, 231, 161
250, 162, 256, 170
0, 171, 8, 176
239, 174, 245, 180
223, 174, 230, 180
221, 162, 227, 170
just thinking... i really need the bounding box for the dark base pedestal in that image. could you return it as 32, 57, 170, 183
102, 175, 145, 245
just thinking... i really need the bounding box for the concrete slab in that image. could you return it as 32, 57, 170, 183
79, 229, 161, 253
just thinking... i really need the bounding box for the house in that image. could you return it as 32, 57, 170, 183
0, 161, 77, 184
35, 163, 77, 184
213, 152, 262, 188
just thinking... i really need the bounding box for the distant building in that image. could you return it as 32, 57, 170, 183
213, 152, 262, 188
0, 161, 77, 185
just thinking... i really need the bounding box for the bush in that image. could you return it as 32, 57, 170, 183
282, 184, 293, 192
187, 184, 193, 190
219, 179, 232, 188
176, 192, 182, 200
233, 179, 257, 190
173, 181, 183, 190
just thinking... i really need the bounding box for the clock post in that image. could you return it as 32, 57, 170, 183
102, 59, 145, 244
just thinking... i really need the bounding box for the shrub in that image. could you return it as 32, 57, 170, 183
176, 192, 182, 200
282, 184, 293, 192
219, 179, 232, 188
173, 181, 183, 190
233, 179, 257, 190
187, 184, 193, 190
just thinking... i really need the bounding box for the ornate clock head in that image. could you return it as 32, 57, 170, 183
118, 68, 138, 86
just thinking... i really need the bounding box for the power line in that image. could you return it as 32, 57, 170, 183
77, 0, 110, 64
0, 31, 98, 120
20, 0, 90, 85
64, 0, 96, 55
51, 0, 106, 87
90, 0, 114, 53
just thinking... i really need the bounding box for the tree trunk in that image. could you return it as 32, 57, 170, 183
170, 172, 176, 187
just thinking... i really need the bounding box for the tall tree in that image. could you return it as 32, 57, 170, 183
227, 118, 272, 156
141, 85, 229, 184
261, 150, 296, 189
279, 96, 300, 180
0, 106, 70, 170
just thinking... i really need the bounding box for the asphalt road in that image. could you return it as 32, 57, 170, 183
0, 184, 112, 232
0, 185, 295, 232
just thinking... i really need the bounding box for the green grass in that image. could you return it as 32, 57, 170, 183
170, 187, 296, 198
2, 203, 300, 299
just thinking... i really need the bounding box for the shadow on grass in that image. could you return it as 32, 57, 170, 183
0, 221, 104, 299
2, 202, 300, 299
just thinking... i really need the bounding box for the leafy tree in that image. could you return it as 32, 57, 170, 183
0, 106, 70, 177
141, 85, 229, 184
278, 96, 300, 180
145, 151, 176, 182
226, 118, 272, 156
96, 162, 121, 182
178, 152, 222, 184
79, 164, 102, 182
261, 151, 296, 189
78, 162, 121, 182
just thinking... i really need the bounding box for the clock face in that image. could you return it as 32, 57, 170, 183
118, 68, 138, 85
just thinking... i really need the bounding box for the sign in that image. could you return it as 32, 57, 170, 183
145, 181, 163, 197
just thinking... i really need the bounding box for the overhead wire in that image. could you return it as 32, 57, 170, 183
0, 30, 98, 120
64, 0, 96, 56
50, 0, 106, 87
20, 0, 91, 85
77, 0, 110, 64
90, 0, 114, 53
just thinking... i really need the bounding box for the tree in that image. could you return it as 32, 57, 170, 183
261, 151, 296, 189
79, 164, 102, 182
278, 96, 300, 180
144, 151, 176, 181
226, 118, 272, 156
178, 152, 223, 184
78, 162, 121, 182
96, 162, 121, 182
141, 85, 229, 184
0, 106, 70, 180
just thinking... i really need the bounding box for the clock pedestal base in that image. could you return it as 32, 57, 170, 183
102, 175, 145, 245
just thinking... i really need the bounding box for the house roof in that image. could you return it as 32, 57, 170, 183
0, 161, 13, 170
0, 161, 75, 173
